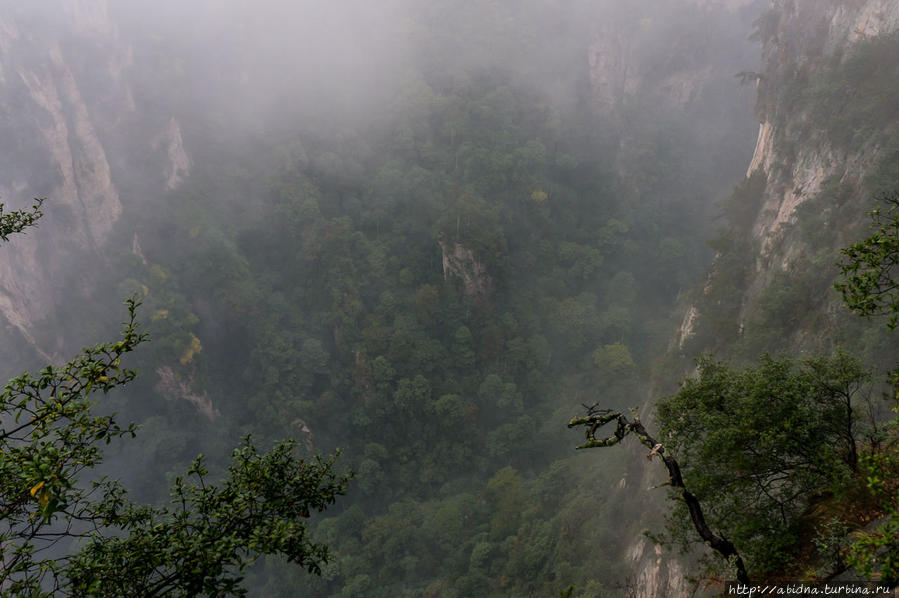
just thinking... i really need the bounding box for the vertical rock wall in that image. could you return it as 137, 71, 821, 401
678, 0, 899, 350
0, 0, 189, 358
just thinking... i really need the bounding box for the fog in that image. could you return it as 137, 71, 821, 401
102, 0, 762, 132
0, 0, 766, 594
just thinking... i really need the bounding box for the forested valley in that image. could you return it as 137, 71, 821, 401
2, 0, 899, 595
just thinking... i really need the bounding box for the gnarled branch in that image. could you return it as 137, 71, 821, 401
568, 407, 750, 584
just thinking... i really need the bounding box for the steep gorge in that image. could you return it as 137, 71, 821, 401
3, 0, 896, 594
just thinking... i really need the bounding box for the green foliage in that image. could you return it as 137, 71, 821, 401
836, 188, 899, 583
592, 343, 635, 378
0, 299, 350, 596
0, 198, 43, 241
656, 352, 870, 574
0, 298, 144, 594
812, 517, 851, 575
836, 193, 899, 329
846, 447, 899, 584
65, 441, 349, 597
740, 266, 826, 355
0, 208, 350, 595
300, 457, 631, 597
110, 63, 724, 593
46, 3, 761, 594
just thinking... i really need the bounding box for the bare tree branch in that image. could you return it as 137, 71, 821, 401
568, 408, 750, 584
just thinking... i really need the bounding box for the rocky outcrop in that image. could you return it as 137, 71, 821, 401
654, 0, 899, 589
586, 0, 762, 207
587, 1, 760, 119
626, 537, 689, 598
587, 31, 632, 116
154, 117, 191, 190
741, 0, 899, 321
17, 41, 123, 247
0, 1, 190, 356
438, 240, 493, 299
676, 0, 899, 352
750, 0, 899, 220
155, 366, 219, 422
675, 305, 699, 350
0, 12, 124, 353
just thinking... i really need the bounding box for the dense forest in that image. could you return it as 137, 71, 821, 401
100, 38, 746, 598
3, 0, 899, 595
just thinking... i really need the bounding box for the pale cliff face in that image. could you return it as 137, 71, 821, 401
0, 0, 189, 357
677, 0, 899, 350
654, 0, 899, 588
154, 117, 191, 191
744, 0, 899, 316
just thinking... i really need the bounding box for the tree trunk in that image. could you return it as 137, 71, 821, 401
568, 409, 750, 584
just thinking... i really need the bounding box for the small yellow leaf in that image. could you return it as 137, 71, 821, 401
97, 376, 111, 382
179, 333, 203, 365
30, 481, 45, 498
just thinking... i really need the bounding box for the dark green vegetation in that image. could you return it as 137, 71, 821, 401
657, 352, 872, 577
41, 4, 758, 594
569, 405, 753, 583
0, 198, 42, 241
556, 9, 899, 586
120, 73, 681, 598
4, 0, 775, 594
571, 349, 886, 582
609, 21, 899, 586
846, 431, 899, 585
837, 193, 899, 330
678, 28, 899, 370
836, 195, 899, 585
9, 0, 899, 592
66, 441, 348, 597
794, 30, 899, 155
0, 214, 349, 595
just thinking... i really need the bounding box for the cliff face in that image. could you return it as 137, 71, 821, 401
583, 3, 763, 593
642, 0, 899, 591
588, 0, 757, 117
749, 0, 899, 248
677, 0, 899, 355
0, 0, 189, 358
587, 0, 763, 219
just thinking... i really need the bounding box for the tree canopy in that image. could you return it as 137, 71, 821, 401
835, 191, 899, 584
837, 193, 899, 329
570, 350, 873, 581
0, 203, 350, 596
656, 352, 869, 575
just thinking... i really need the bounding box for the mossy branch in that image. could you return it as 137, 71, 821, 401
568, 404, 750, 584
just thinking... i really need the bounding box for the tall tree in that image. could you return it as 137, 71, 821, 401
836, 191, 899, 584
570, 351, 870, 581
